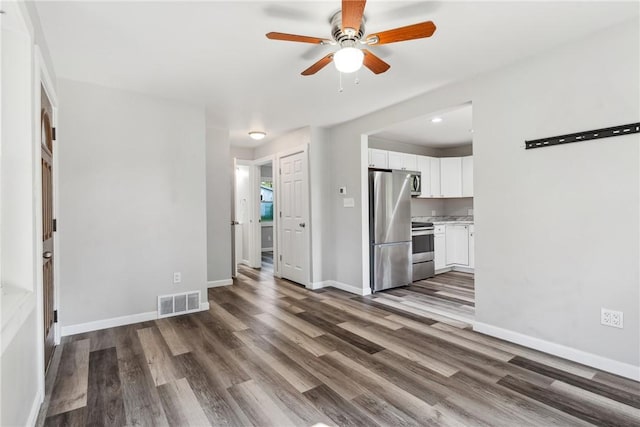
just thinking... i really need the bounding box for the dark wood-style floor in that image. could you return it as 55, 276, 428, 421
38, 265, 639, 426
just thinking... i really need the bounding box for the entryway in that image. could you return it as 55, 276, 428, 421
231, 147, 310, 288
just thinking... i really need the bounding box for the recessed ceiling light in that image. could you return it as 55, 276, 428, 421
431, 117, 443, 123
248, 131, 266, 140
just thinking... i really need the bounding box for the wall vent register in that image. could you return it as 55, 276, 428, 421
157, 290, 201, 318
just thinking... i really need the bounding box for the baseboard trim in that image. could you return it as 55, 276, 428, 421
309, 280, 371, 296
207, 279, 233, 288
27, 389, 43, 427
61, 311, 158, 336
61, 303, 210, 337
474, 322, 640, 381
435, 266, 475, 275
451, 265, 474, 273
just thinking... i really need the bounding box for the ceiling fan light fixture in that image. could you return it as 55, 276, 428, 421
248, 131, 266, 140
333, 47, 364, 73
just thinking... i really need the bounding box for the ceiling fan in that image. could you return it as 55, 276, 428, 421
266, 0, 437, 76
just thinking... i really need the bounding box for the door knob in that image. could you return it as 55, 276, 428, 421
43, 251, 53, 259
299, 222, 306, 228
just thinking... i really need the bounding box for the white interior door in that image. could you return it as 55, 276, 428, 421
279, 151, 309, 285
235, 164, 253, 267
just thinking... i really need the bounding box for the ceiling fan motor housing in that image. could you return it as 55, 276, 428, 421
330, 10, 366, 45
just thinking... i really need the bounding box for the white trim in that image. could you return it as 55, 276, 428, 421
26, 389, 43, 427
0, 293, 36, 355
61, 311, 158, 336
360, 134, 371, 300
200, 302, 210, 311
207, 279, 233, 288
436, 266, 475, 275
308, 281, 331, 291
474, 322, 640, 381
309, 280, 372, 296
261, 247, 273, 252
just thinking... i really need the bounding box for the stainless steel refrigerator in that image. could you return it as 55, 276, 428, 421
369, 170, 412, 292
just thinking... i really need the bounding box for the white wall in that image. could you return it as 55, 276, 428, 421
57, 79, 208, 327
206, 126, 232, 283
1, 311, 39, 426
326, 19, 639, 374
1, 2, 58, 425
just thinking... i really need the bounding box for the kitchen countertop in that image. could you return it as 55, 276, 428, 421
413, 216, 474, 225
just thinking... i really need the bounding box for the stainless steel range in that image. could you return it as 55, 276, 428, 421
411, 221, 435, 281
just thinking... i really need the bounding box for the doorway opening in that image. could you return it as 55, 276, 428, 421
364, 102, 475, 324
231, 146, 310, 288
258, 162, 274, 273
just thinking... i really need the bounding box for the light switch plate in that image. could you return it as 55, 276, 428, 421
343, 198, 355, 208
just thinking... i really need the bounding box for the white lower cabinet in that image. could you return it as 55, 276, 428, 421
434, 229, 446, 270
445, 224, 469, 266
468, 224, 475, 269
435, 223, 474, 273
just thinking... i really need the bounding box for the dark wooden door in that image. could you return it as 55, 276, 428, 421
41, 86, 55, 371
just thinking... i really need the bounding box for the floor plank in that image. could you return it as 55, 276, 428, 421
47, 339, 90, 417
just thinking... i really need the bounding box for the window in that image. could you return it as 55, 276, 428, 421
260, 181, 273, 222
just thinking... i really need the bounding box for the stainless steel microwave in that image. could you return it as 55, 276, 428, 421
408, 171, 421, 196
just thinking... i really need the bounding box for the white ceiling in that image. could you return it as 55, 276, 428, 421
372, 103, 472, 148
35, 1, 639, 148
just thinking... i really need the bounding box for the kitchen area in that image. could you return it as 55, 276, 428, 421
367, 103, 475, 322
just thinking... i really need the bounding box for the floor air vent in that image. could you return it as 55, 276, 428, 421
157, 291, 201, 318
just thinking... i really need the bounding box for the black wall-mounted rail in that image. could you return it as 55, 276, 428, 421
525, 122, 640, 150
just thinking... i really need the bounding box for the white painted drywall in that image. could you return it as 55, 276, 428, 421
206, 126, 232, 282
1, 311, 40, 426
57, 79, 207, 326
326, 19, 639, 368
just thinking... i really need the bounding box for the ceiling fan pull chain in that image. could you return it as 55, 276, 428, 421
338, 72, 344, 93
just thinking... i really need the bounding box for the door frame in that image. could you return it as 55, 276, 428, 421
251, 155, 277, 275
233, 159, 259, 269
34, 45, 59, 396
276, 144, 311, 287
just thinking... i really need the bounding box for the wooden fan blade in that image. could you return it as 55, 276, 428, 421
362, 49, 390, 74
266, 32, 330, 44
301, 53, 334, 76
366, 21, 436, 45
342, 0, 366, 33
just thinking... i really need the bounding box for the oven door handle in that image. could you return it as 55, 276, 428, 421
412, 230, 434, 236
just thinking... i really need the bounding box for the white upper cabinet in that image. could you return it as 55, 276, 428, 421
388, 152, 417, 171
430, 157, 441, 197
368, 149, 388, 168
368, 149, 472, 198
462, 156, 474, 197
440, 157, 463, 197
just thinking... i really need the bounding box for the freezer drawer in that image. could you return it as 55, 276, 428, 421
371, 242, 412, 292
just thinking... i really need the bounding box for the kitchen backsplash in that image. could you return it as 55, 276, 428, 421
411, 197, 473, 217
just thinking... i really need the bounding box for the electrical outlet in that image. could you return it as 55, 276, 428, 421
173, 272, 182, 284
601, 308, 623, 328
